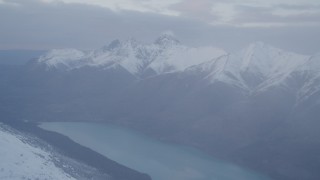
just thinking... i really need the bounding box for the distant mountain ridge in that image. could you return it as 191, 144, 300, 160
36, 34, 226, 78
34, 35, 319, 105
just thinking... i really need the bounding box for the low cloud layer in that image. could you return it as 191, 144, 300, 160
31, 0, 320, 27
0, 0, 319, 54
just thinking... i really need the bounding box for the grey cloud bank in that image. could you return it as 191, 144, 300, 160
0, 0, 319, 54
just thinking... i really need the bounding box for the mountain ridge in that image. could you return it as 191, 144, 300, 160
36, 35, 226, 78
34, 37, 320, 104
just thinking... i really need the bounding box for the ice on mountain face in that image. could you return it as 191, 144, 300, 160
0, 124, 75, 180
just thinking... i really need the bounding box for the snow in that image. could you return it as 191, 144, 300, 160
38, 49, 87, 69
299, 53, 320, 73
90, 36, 225, 77
148, 45, 226, 75
89, 38, 154, 75
187, 54, 249, 89
37, 35, 226, 77
188, 42, 310, 91
242, 42, 308, 91
154, 33, 180, 48
35, 37, 320, 103
0, 124, 75, 180
296, 54, 320, 102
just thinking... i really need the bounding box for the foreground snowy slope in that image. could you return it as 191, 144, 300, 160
0, 121, 152, 180
0, 124, 76, 180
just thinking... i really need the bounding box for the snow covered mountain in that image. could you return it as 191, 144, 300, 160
26, 36, 320, 128
35, 36, 320, 103
294, 53, 320, 103
36, 34, 226, 78
186, 42, 313, 94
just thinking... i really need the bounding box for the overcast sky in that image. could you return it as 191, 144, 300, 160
0, 0, 319, 54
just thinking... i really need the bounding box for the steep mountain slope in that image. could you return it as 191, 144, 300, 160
186, 42, 310, 92
0, 120, 152, 180
294, 53, 320, 103
0, 123, 107, 180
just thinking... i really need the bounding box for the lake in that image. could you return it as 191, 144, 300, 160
39, 122, 271, 180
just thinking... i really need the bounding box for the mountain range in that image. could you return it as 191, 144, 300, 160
1, 34, 320, 180
34, 34, 320, 103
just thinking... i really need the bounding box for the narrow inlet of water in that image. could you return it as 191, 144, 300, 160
39, 122, 271, 180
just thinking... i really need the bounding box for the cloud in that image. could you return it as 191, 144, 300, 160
168, 0, 320, 27
0, 0, 198, 49
227, 3, 320, 27
35, 0, 182, 15
170, 0, 218, 22
0, 0, 319, 54
8, 0, 320, 27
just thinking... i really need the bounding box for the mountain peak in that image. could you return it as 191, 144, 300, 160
244, 41, 277, 54
100, 38, 140, 51
106, 39, 121, 50
154, 33, 180, 47
124, 37, 139, 46
248, 41, 267, 48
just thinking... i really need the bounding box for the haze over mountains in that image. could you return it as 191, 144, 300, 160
1, 34, 320, 180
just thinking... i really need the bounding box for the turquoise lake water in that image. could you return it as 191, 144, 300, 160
39, 122, 271, 180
